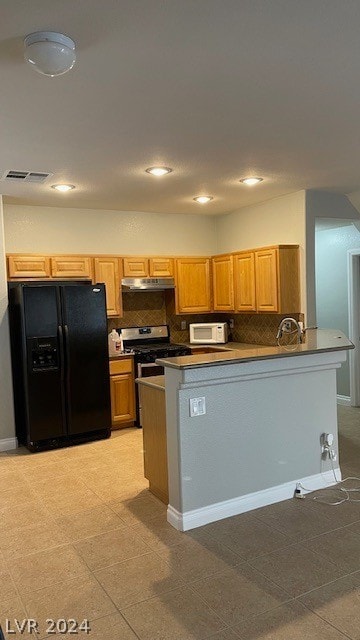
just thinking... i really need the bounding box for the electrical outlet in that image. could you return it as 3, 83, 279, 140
229, 318, 234, 329
189, 397, 206, 417
282, 321, 292, 333
181, 320, 187, 331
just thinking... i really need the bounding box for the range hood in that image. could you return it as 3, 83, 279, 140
121, 277, 175, 291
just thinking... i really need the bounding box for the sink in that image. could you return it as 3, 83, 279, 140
190, 346, 230, 354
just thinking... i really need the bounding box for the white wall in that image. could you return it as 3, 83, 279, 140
315, 222, 360, 398
4, 205, 218, 256
306, 191, 360, 325
216, 191, 307, 315
0, 197, 15, 444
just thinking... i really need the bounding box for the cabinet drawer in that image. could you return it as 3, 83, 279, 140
109, 358, 133, 375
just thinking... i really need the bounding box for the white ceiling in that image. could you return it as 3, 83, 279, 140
2, 0, 360, 215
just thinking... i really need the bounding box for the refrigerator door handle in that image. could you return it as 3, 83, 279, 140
63, 324, 72, 426
58, 324, 68, 432
58, 325, 64, 380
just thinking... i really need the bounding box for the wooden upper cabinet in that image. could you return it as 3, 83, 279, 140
255, 245, 300, 313
94, 257, 122, 317
234, 252, 256, 312
51, 256, 93, 279
175, 257, 212, 313
149, 257, 173, 277
7, 255, 51, 279
212, 254, 234, 311
123, 256, 174, 278
255, 248, 279, 312
123, 257, 149, 277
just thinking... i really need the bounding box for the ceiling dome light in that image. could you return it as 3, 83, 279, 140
240, 177, 263, 186
24, 32, 76, 77
145, 167, 173, 176
193, 196, 213, 204
51, 184, 75, 192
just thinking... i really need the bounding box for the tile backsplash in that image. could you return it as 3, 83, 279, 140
229, 313, 303, 346
108, 291, 303, 347
107, 292, 166, 332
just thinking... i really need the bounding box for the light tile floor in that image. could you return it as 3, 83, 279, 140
0, 405, 360, 639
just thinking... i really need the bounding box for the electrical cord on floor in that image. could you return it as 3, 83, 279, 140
297, 455, 360, 506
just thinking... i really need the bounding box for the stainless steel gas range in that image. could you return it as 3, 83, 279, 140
119, 325, 191, 427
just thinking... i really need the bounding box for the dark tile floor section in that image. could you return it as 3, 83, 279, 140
0, 404, 359, 639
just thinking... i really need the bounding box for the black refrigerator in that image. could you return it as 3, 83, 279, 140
8, 282, 111, 451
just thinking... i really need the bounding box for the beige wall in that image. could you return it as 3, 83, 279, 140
216, 191, 307, 316
0, 197, 15, 443
215, 191, 306, 252
4, 194, 307, 316
4, 205, 217, 256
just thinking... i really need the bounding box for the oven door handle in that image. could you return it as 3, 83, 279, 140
137, 362, 162, 376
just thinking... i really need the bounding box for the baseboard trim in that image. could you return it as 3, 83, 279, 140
337, 394, 351, 406
167, 469, 341, 531
0, 437, 18, 452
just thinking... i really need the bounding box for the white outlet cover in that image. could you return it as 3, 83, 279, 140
189, 397, 206, 417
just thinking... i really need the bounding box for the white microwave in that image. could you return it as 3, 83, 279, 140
189, 322, 228, 344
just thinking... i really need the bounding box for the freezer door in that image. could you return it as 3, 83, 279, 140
61, 284, 111, 436
22, 286, 67, 443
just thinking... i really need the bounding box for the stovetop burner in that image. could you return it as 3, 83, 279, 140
132, 342, 187, 354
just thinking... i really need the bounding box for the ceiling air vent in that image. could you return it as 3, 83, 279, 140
1, 170, 53, 183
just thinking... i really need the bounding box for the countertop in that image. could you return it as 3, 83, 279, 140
156, 329, 354, 370
109, 342, 259, 360
109, 352, 134, 361
136, 375, 165, 390
183, 342, 263, 351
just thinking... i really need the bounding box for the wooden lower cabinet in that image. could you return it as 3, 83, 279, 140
139, 382, 168, 504
109, 358, 135, 428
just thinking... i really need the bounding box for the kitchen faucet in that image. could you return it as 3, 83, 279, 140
276, 318, 318, 345
276, 317, 302, 344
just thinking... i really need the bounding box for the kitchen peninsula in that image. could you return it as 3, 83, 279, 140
140, 330, 354, 531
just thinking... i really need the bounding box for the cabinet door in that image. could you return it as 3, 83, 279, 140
149, 257, 174, 277
7, 255, 51, 279
51, 256, 93, 279
123, 257, 149, 277
176, 258, 212, 313
234, 252, 256, 312
94, 257, 122, 317
110, 372, 135, 427
255, 249, 278, 312
212, 254, 234, 311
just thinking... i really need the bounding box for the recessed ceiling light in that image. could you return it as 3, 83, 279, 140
240, 177, 263, 186
145, 167, 173, 176
193, 196, 213, 204
51, 184, 75, 192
